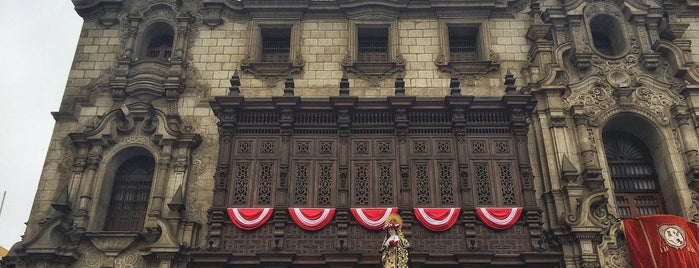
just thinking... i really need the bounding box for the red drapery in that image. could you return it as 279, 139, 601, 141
623, 214, 699, 268
288, 208, 336, 231
350, 207, 398, 230
226, 208, 273, 231
414, 208, 460, 231
475, 207, 522, 230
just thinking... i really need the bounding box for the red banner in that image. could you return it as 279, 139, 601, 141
414, 208, 460, 231
623, 214, 699, 268
288, 208, 336, 231
351, 207, 398, 230
226, 208, 273, 231
475, 207, 522, 230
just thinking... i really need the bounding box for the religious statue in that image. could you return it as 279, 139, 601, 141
381, 213, 410, 268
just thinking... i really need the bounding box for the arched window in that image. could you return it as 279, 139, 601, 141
140, 22, 174, 60
603, 131, 666, 218
104, 155, 155, 231
589, 15, 626, 57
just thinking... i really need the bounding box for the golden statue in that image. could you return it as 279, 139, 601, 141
380, 213, 410, 268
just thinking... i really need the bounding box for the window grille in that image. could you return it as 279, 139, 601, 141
104, 155, 155, 231
604, 131, 665, 218
146, 35, 173, 60
261, 28, 291, 62
449, 27, 478, 62
357, 27, 389, 62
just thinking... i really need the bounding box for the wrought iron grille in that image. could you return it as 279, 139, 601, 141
146, 35, 173, 59
104, 155, 154, 231
357, 27, 388, 62
604, 131, 665, 218
448, 27, 478, 62
261, 28, 291, 62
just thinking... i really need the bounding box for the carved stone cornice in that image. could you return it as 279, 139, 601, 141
240, 61, 305, 88
435, 60, 500, 80
342, 61, 405, 88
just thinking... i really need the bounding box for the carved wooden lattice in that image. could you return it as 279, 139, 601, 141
437, 140, 450, 153
233, 162, 251, 205
439, 162, 455, 205
498, 162, 516, 205
293, 163, 310, 205
472, 140, 487, 153
261, 141, 275, 153
104, 155, 154, 232
378, 141, 392, 153
416, 163, 431, 204
257, 162, 273, 204
317, 163, 333, 205
475, 161, 493, 205
320, 141, 333, 153
414, 140, 427, 153
354, 163, 370, 205
495, 140, 510, 153
378, 162, 394, 204
355, 141, 369, 154
239, 141, 252, 153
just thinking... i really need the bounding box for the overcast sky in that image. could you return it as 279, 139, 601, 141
0, 1, 82, 249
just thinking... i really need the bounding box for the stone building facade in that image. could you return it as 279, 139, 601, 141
4, 0, 699, 267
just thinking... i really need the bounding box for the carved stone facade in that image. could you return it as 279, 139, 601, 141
4, 0, 699, 267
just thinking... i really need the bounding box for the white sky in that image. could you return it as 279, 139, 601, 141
0, 1, 82, 249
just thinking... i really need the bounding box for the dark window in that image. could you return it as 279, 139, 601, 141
589, 15, 626, 57
448, 26, 478, 62
261, 28, 291, 62
357, 27, 389, 62
147, 35, 173, 59
104, 155, 155, 231
604, 131, 665, 219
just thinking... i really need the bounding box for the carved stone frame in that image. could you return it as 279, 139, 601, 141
241, 20, 305, 87
342, 21, 404, 87
434, 19, 499, 80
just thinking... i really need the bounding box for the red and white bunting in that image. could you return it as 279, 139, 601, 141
350, 207, 398, 230
475, 207, 523, 230
226, 208, 273, 231
414, 208, 461, 231
288, 208, 336, 231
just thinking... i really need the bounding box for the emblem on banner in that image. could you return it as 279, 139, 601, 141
658, 224, 687, 250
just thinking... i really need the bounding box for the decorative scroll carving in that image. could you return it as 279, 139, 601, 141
439, 162, 455, 205
354, 163, 369, 205
293, 163, 310, 205
475, 162, 493, 205
318, 163, 333, 205
257, 163, 273, 204
232, 162, 251, 205
416, 163, 431, 204
498, 162, 516, 205
378, 163, 394, 205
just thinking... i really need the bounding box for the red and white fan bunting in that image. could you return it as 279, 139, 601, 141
350, 207, 398, 230
226, 208, 273, 231
414, 208, 461, 231
475, 207, 522, 230
288, 208, 336, 231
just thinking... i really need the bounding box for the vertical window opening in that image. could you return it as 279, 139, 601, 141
604, 131, 666, 219
104, 155, 155, 231
261, 28, 291, 63
147, 35, 173, 59
448, 26, 478, 62
357, 27, 389, 62
589, 15, 626, 57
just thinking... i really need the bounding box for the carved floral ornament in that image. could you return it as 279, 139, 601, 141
562, 73, 684, 126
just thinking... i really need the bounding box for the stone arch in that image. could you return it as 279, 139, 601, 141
90, 146, 158, 231
136, 21, 175, 61
598, 112, 691, 218
583, 2, 630, 59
